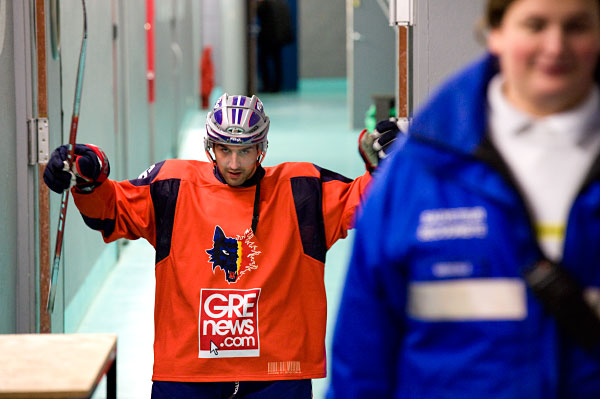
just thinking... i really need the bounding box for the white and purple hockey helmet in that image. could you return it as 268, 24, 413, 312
205, 94, 270, 159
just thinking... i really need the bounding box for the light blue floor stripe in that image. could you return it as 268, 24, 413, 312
79, 79, 362, 399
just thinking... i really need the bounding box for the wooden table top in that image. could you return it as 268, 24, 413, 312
0, 333, 117, 398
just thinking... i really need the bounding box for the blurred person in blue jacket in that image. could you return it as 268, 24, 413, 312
328, 0, 600, 398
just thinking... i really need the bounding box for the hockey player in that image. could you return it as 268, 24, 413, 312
328, 0, 600, 398
43, 93, 397, 399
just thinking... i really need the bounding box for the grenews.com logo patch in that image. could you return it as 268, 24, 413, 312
198, 288, 261, 358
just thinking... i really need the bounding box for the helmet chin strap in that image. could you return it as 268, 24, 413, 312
251, 177, 260, 235
205, 149, 216, 164
251, 149, 266, 234
256, 150, 266, 165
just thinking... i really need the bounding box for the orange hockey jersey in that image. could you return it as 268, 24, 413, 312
73, 160, 371, 382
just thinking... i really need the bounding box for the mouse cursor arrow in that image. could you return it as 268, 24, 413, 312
210, 341, 219, 356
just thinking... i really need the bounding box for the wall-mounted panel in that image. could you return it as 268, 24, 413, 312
412, 0, 485, 111
351, 0, 395, 129
118, 0, 151, 178
300, 0, 345, 78
0, 0, 18, 333
153, 1, 177, 160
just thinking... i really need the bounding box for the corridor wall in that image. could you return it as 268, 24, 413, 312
299, 0, 346, 78
51, 0, 201, 333
54, 0, 119, 333
0, 0, 201, 334
0, 0, 18, 333
153, 1, 199, 162
351, 0, 486, 129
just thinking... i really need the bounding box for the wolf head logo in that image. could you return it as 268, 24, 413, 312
206, 226, 260, 283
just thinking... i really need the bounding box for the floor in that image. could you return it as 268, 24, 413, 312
78, 79, 363, 399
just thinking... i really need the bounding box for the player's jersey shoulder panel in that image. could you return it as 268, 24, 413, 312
313, 164, 353, 183
129, 159, 215, 187
263, 162, 320, 181
263, 162, 329, 262
290, 176, 327, 263
151, 178, 182, 263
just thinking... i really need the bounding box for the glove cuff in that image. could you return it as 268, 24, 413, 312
358, 129, 378, 174
74, 144, 110, 193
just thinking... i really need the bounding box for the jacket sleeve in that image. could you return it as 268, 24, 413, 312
320, 168, 372, 249
327, 155, 410, 398
72, 178, 157, 246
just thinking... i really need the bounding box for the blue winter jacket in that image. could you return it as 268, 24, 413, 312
328, 54, 600, 399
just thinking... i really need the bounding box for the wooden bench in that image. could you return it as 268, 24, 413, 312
0, 333, 117, 398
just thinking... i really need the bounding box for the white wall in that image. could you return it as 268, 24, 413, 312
300, 0, 346, 78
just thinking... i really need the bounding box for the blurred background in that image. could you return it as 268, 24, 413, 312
1, 0, 486, 397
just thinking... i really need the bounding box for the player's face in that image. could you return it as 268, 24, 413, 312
214, 144, 259, 186
487, 0, 600, 116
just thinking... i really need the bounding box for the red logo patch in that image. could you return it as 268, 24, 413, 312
198, 288, 261, 358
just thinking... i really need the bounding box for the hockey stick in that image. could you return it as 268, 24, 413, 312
47, 0, 88, 313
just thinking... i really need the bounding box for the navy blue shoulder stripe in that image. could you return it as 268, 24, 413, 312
151, 178, 181, 264
313, 164, 352, 183
290, 176, 326, 263
81, 215, 116, 239
129, 161, 166, 186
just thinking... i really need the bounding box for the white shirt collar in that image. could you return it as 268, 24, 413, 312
487, 74, 600, 147
487, 74, 532, 135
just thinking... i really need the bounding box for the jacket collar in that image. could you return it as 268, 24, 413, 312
409, 53, 499, 155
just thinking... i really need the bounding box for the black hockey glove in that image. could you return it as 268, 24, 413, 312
44, 144, 110, 194
359, 119, 402, 173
